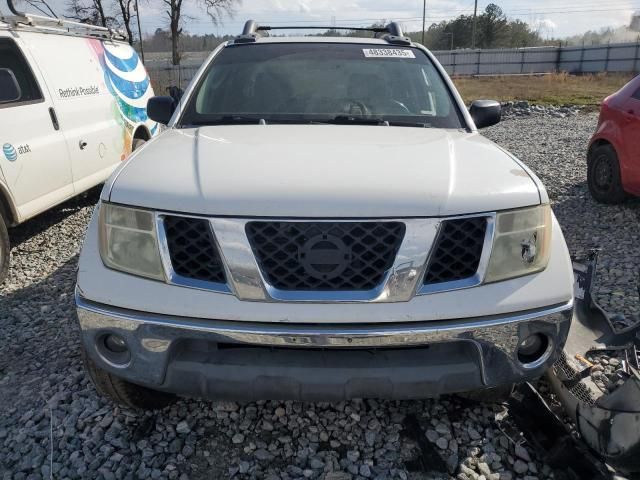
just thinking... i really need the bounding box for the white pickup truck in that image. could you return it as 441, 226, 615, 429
0, 1, 157, 281
75, 21, 574, 409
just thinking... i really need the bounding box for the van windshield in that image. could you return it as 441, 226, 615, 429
179, 42, 465, 129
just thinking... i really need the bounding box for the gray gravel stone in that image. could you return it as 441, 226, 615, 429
513, 460, 529, 475
436, 437, 449, 450
175, 421, 190, 434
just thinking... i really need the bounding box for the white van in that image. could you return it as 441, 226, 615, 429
0, 2, 157, 281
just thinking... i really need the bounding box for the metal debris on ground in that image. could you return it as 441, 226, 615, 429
546, 250, 640, 475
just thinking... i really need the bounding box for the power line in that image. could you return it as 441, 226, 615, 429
185, 3, 640, 27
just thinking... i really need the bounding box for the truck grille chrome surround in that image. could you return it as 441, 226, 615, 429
424, 217, 488, 285
154, 213, 496, 302
164, 216, 227, 283
157, 215, 231, 293
246, 221, 406, 291
419, 214, 495, 296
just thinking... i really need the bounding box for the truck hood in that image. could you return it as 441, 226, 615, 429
109, 125, 541, 217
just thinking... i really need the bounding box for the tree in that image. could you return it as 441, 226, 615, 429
66, 0, 116, 28
161, 0, 239, 66
508, 19, 540, 48
114, 0, 135, 45
477, 3, 508, 48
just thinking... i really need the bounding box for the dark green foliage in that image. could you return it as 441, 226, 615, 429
407, 3, 545, 49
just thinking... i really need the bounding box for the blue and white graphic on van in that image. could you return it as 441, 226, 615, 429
90, 40, 158, 143
2, 143, 17, 162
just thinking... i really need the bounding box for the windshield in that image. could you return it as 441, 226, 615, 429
179, 42, 465, 128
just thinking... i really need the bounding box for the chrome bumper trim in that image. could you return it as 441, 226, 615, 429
76, 291, 573, 393
76, 290, 572, 349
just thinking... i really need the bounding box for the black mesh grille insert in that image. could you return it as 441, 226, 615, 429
552, 353, 595, 405
164, 216, 226, 283
246, 222, 406, 291
424, 217, 487, 285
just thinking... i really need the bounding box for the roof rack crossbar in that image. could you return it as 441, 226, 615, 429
236, 20, 411, 46
242, 20, 403, 37
255, 25, 389, 33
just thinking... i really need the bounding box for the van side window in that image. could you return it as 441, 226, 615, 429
632, 87, 640, 101
0, 39, 43, 105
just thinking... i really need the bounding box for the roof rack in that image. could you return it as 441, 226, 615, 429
1, 0, 126, 41
235, 20, 412, 46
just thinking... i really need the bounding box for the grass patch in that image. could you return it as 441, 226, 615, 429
453, 72, 635, 106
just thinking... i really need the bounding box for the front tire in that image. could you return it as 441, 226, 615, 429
0, 211, 9, 284
587, 144, 627, 204
132, 138, 147, 151
83, 350, 175, 410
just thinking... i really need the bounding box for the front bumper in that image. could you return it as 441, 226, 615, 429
77, 293, 573, 401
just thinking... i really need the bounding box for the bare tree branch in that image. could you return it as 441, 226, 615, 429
199, 0, 237, 26
113, 0, 135, 44
160, 0, 239, 65
66, 0, 118, 28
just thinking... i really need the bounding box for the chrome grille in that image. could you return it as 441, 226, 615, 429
424, 217, 487, 285
246, 221, 406, 291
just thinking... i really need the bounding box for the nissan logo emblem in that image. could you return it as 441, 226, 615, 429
299, 234, 351, 280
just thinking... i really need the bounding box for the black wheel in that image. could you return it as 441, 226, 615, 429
83, 349, 175, 410
0, 211, 9, 284
587, 144, 627, 204
132, 138, 147, 151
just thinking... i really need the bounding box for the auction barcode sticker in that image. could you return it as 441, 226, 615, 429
362, 48, 416, 58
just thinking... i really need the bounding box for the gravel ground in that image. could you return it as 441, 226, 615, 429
1, 109, 639, 480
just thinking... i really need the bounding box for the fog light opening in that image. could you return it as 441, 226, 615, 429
104, 334, 127, 353
517, 333, 551, 368
97, 333, 131, 367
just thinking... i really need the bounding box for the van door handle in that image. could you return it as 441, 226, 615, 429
48, 107, 60, 130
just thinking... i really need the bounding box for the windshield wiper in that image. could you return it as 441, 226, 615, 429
188, 115, 267, 126
184, 115, 432, 128
319, 115, 431, 128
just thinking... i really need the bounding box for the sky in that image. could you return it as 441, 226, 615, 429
8, 0, 640, 39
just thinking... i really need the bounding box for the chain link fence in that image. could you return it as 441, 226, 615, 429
434, 42, 640, 76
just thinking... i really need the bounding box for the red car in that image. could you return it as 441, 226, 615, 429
588, 74, 640, 203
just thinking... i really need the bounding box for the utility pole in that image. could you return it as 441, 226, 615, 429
421, 0, 426, 45
471, 0, 478, 49
135, 0, 145, 63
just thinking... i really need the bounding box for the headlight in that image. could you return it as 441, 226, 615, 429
485, 204, 552, 283
99, 203, 165, 280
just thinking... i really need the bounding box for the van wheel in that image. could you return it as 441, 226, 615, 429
588, 144, 627, 204
0, 212, 9, 284
83, 349, 175, 410
132, 138, 147, 151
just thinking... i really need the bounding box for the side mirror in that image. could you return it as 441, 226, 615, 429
0, 68, 21, 104
469, 100, 501, 129
147, 96, 176, 125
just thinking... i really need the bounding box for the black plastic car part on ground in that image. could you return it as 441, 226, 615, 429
546, 251, 640, 475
